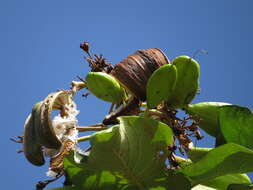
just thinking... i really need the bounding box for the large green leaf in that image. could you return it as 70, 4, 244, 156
185, 102, 230, 137
188, 147, 212, 162
219, 105, 253, 149
227, 183, 253, 190
201, 174, 251, 190
188, 147, 251, 189
64, 116, 175, 189
181, 143, 253, 183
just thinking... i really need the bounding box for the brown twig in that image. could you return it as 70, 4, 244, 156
77, 123, 106, 132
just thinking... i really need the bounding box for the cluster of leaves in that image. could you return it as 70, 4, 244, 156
17, 43, 253, 190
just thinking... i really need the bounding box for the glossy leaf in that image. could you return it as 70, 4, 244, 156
201, 174, 251, 190
146, 64, 177, 108
64, 116, 174, 189
86, 72, 124, 103
188, 147, 251, 189
181, 143, 253, 182
188, 147, 212, 162
219, 105, 253, 149
227, 183, 253, 190
185, 102, 230, 137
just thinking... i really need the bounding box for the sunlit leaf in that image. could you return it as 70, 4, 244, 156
64, 116, 175, 189
188, 147, 212, 162
219, 105, 253, 149
181, 143, 253, 182
188, 146, 251, 189
185, 102, 230, 137
201, 174, 251, 190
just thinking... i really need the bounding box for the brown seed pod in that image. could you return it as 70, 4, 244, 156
39, 91, 73, 149
111, 48, 170, 101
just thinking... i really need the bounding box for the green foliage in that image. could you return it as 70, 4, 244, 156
219, 105, 253, 149
20, 47, 253, 190
63, 116, 175, 189
188, 146, 251, 189
181, 143, 253, 183
185, 102, 230, 137
227, 183, 253, 190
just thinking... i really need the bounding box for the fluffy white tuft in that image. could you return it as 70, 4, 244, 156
46, 170, 58, 178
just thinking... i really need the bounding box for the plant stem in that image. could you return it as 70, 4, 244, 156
77, 135, 92, 142
77, 126, 107, 132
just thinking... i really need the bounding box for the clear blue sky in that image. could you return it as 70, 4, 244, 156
1, 0, 253, 189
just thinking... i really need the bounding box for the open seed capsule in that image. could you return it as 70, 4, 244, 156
23, 113, 45, 166
167, 56, 200, 109
146, 64, 177, 108
39, 91, 73, 149
86, 72, 125, 104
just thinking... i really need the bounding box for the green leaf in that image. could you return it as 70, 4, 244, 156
185, 102, 230, 137
201, 174, 251, 190
147, 170, 191, 190
64, 116, 174, 189
227, 183, 253, 190
181, 143, 253, 183
219, 105, 253, 149
188, 147, 212, 162
146, 64, 177, 108
188, 147, 251, 189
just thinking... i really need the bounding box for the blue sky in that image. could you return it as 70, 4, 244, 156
1, 0, 253, 189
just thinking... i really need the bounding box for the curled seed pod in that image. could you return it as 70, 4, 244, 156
86, 72, 125, 104
146, 64, 177, 108
167, 56, 200, 109
185, 102, 231, 137
23, 112, 45, 166
110, 48, 170, 101
33, 101, 45, 147
39, 91, 73, 149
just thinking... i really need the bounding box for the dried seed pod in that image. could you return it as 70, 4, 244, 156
33, 101, 45, 147
146, 64, 177, 108
111, 48, 170, 101
39, 91, 73, 149
167, 56, 200, 109
23, 112, 45, 166
86, 72, 125, 104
